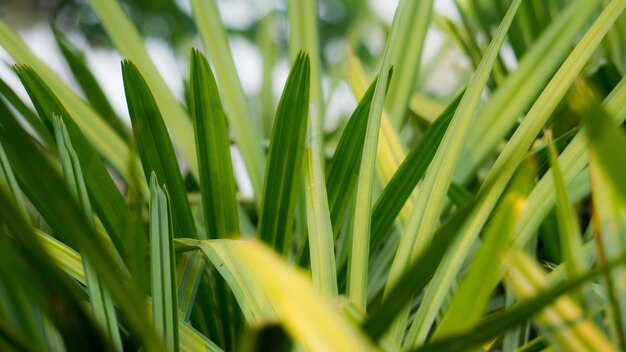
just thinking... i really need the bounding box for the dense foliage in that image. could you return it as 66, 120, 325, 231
0, 0, 625, 351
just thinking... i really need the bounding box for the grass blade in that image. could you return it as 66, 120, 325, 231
504, 252, 615, 351
432, 165, 532, 339
189, 49, 239, 239
454, 0, 602, 183
363, 199, 475, 340
0, 93, 164, 351
189, 49, 242, 349
0, 196, 113, 351
53, 116, 123, 351
304, 83, 338, 297
288, 0, 323, 147
191, 0, 266, 205
176, 252, 203, 321
416, 252, 625, 352
326, 75, 378, 238
546, 131, 587, 281
149, 174, 179, 352
583, 84, 626, 348
404, 1, 625, 345
347, 0, 400, 309
13, 65, 144, 256
179, 239, 377, 351
384, 0, 523, 343
386, 0, 433, 127
38, 231, 223, 351
89, 0, 198, 178
0, 77, 54, 148
370, 90, 464, 255
0, 21, 133, 182
122, 60, 198, 239
515, 76, 626, 247
258, 52, 310, 254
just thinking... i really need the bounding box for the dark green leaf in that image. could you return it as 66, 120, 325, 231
189, 49, 239, 238
369, 88, 464, 255
149, 173, 179, 352
0, 98, 164, 351
13, 65, 139, 259
258, 51, 310, 253
122, 60, 198, 239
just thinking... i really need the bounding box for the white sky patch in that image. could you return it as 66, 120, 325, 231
145, 38, 185, 101
85, 48, 129, 122
271, 58, 290, 105
324, 79, 356, 132
230, 36, 262, 95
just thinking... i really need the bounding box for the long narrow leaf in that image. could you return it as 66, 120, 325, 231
149, 174, 179, 352
191, 0, 266, 205
416, 253, 626, 352
258, 52, 310, 254
179, 239, 376, 351
404, 1, 625, 346
386, 0, 433, 127
189, 49, 239, 239
89, 0, 198, 177
13, 65, 142, 259
53, 116, 122, 351
0, 21, 133, 182
122, 60, 198, 239
0, 96, 164, 351
384, 0, 522, 343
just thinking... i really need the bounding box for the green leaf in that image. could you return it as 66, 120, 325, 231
178, 239, 377, 351
0, 317, 38, 352
191, 0, 266, 205
122, 60, 198, 239
53, 116, 123, 351
52, 30, 129, 140
13, 64, 142, 259
362, 198, 474, 341
0, 95, 164, 351
303, 75, 338, 298
0, 77, 54, 149
515, 77, 626, 248
0, 135, 28, 220
369, 89, 464, 256
347, 0, 400, 308
0, 193, 114, 351
403, 1, 626, 345
176, 252, 204, 321
89, 0, 199, 179
149, 174, 179, 352
546, 131, 587, 280
581, 83, 626, 348
0, 21, 134, 183
38, 231, 224, 352
503, 252, 615, 351
415, 252, 626, 352
258, 52, 310, 254
189, 49, 239, 239
287, 0, 323, 149
384, 0, 523, 343
454, 0, 604, 183
432, 164, 532, 340
385, 0, 433, 127
326, 75, 379, 239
